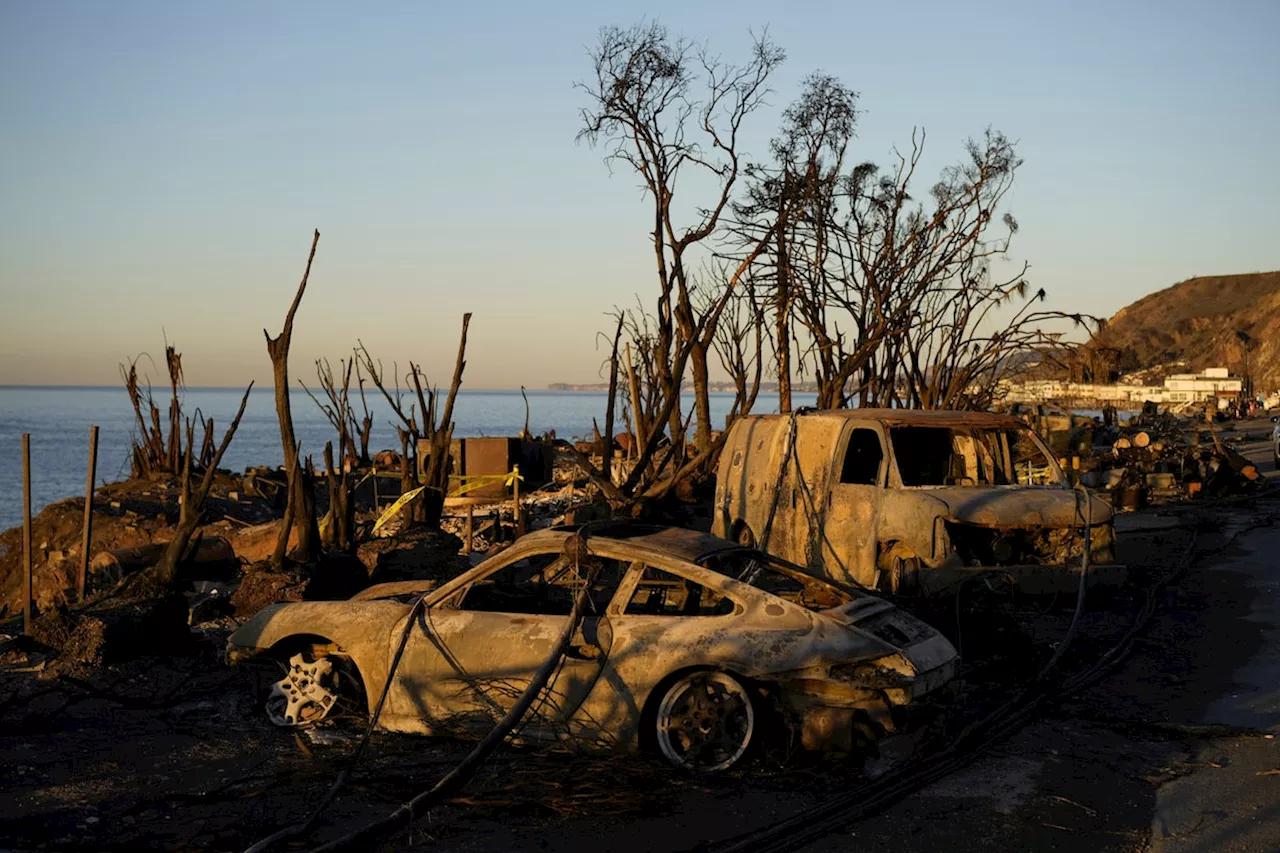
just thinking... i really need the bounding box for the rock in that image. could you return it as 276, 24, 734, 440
34, 559, 76, 611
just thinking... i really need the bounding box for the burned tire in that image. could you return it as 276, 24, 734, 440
878, 543, 921, 595
653, 670, 757, 773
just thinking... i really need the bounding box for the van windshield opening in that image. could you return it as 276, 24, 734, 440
889, 426, 1063, 487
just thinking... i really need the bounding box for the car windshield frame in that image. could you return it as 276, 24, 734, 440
888, 424, 1066, 488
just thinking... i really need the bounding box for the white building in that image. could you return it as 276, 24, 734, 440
1162, 367, 1243, 403
1001, 367, 1242, 406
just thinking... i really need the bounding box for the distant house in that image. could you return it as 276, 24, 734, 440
1162, 367, 1242, 403
1000, 367, 1242, 406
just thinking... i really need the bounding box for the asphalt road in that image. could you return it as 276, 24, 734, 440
1146, 426, 1280, 853
801, 423, 1280, 853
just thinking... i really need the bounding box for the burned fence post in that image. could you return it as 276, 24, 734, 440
512, 464, 523, 537
22, 433, 33, 635
79, 424, 99, 601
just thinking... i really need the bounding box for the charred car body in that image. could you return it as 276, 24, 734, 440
227, 524, 956, 772
714, 409, 1122, 596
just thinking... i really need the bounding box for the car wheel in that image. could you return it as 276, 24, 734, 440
654, 670, 756, 772
263, 650, 364, 727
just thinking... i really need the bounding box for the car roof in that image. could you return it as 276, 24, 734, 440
739, 408, 1026, 429
515, 522, 743, 564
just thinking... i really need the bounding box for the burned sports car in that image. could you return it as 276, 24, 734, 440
714, 409, 1123, 596
227, 524, 957, 772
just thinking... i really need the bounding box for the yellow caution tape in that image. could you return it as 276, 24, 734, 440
373, 467, 524, 532
372, 486, 426, 533
445, 467, 524, 497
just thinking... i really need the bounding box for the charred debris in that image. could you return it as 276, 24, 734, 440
1, 21, 1275, 853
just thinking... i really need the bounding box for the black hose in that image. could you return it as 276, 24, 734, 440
1040, 485, 1093, 675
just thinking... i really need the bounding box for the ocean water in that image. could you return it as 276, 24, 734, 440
0, 386, 813, 532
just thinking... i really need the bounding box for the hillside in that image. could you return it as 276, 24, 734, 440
1101, 271, 1280, 392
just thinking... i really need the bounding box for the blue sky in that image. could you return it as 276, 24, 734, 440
1, 0, 1276, 388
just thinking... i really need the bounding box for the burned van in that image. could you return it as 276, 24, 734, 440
712, 409, 1122, 596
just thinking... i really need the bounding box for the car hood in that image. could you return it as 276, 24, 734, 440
923, 487, 1112, 528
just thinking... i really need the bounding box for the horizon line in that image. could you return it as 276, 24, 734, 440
0, 384, 601, 391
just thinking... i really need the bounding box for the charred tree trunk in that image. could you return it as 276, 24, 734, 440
422, 313, 471, 491
265, 230, 322, 568
689, 340, 713, 453
774, 191, 793, 414
398, 428, 416, 529
149, 385, 253, 588
602, 314, 624, 484
322, 441, 355, 553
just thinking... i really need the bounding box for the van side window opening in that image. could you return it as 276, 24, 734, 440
839, 428, 883, 485
891, 426, 956, 486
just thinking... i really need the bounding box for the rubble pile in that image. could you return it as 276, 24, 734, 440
1079, 414, 1262, 508
438, 481, 613, 555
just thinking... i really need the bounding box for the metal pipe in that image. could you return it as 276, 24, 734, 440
22, 433, 33, 635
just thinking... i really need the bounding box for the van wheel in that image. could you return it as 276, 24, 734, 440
878, 543, 921, 595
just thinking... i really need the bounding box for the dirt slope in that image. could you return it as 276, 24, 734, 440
1102, 271, 1280, 391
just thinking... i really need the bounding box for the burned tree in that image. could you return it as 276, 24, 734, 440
738, 96, 1094, 410
355, 313, 471, 526
422, 314, 471, 493
303, 358, 361, 467
578, 22, 783, 457
303, 358, 359, 553
353, 359, 375, 465
704, 271, 766, 424
265, 230, 323, 567
148, 385, 254, 587
121, 343, 218, 478
735, 73, 858, 413
836, 130, 1097, 409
